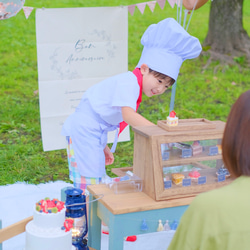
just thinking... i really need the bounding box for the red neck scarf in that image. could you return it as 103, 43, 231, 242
119, 68, 143, 135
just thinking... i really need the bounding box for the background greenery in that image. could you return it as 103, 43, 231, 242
1, 0, 250, 185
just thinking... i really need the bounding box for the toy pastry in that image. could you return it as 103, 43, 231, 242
167, 110, 178, 126
188, 168, 201, 182
217, 144, 222, 154
191, 141, 203, 156
216, 166, 230, 178
171, 173, 184, 185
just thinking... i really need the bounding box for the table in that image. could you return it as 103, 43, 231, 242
87, 184, 194, 250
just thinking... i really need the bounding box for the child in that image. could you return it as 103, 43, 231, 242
61, 18, 202, 195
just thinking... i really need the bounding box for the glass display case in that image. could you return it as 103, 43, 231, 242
132, 119, 233, 201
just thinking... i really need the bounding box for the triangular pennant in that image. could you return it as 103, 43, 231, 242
128, 5, 136, 15
136, 2, 147, 14
157, 0, 166, 9
168, 0, 176, 8
147, 1, 157, 12
22, 6, 33, 19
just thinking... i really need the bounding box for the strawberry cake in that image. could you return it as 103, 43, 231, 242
167, 110, 178, 126
188, 169, 201, 182
25, 198, 74, 250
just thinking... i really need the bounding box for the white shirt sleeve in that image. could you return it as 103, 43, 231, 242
111, 73, 140, 111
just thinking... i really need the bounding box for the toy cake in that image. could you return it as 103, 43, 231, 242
216, 166, 230, 178
217, 144, 222, 154
166, 110, 178, 126
188, 168, 201, 182
191, 141, 203, 156
25, 198, 73, 250
171, 173, 184, 185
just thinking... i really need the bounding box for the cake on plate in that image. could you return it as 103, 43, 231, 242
25, 198, 74, 250
167, 110, 178, 126
188, 168, 201, 182
171, 173, 184, 185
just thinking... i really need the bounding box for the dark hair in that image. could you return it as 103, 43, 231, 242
148, 68, 175, 87
222, 90, 250, 177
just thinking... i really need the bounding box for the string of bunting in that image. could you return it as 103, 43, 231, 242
0, 0, 179, 20
127, 0, 177, 15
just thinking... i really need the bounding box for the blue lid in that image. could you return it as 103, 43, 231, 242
65, 187, 83, 197
65, 187, 86, 208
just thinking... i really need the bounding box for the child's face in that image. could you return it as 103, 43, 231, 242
140, 64, 170, 97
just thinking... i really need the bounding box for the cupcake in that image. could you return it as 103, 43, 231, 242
188, 169, 200, 182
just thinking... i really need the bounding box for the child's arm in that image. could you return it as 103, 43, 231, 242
122, 106, 155, 127
104, 145, 114, 165
103, 107, 153, 165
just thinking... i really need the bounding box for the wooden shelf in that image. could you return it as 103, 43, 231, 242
162, 149, 222, 166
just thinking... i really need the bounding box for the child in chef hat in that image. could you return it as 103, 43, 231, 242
62, 18, 202, 196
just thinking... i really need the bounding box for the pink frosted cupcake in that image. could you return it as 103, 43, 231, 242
188, 169, 200, 182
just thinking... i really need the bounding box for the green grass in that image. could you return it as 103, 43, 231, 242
1, 0, 250, 185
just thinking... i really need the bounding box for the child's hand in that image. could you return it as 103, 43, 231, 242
104, 145, 114, 165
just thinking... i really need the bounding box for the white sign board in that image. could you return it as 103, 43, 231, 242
36, 6, 129, 151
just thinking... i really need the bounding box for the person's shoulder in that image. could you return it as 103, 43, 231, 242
113, 71, 139, 89
114, 71, 137, 81
97, 71, 136, 86
189, 181, 236, 212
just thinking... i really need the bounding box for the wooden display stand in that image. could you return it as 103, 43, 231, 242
130, 119, 232, 201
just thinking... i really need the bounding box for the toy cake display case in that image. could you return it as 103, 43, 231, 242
130, 118, 232, 201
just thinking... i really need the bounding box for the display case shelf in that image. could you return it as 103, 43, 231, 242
162, 151, 222, 166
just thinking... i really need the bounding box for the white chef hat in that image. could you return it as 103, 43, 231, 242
137, 18, 202, 81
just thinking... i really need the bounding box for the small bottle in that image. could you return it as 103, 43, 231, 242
157, 219, 164, 232
140, 219, 149, 231
163, 220, 170, 231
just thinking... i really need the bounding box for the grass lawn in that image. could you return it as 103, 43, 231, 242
0, 0, 250, 185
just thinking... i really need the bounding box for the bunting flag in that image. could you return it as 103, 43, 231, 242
128, 4, 136, 15
22, 6, 33, 19
136, 2, 147, 14
158, 0, 167, 9
147, 1, 157, 12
